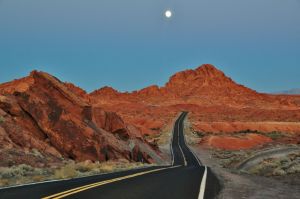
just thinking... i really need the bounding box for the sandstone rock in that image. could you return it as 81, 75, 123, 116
205, 134, 273, 150
89, 64, 300, 140
0, 71, 160, 167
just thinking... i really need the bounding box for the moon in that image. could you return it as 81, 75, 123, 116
165, 10, 172, 19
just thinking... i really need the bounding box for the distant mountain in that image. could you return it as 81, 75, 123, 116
90, 64, 300, 108
90, 64, 300, 136
275, 89, 300, 95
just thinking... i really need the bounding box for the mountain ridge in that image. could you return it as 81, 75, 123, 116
1, 64, 300, 164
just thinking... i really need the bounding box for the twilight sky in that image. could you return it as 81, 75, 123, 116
0, 0, 299, 93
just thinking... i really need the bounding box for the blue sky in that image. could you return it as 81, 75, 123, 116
0, 0, 299, 93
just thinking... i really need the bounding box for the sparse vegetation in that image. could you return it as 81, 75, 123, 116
236, 129, 286, 140
247, 153, 300, 176
31, 148, 44, 158
212, 149, 251, 168
54, 163, 77, 179
192, 131, 206, 138
211, 146, 300, 178
265, 131, 285, 140
0, 116, 4, 124
0, 160, 150, 187
0, 164, 50, 187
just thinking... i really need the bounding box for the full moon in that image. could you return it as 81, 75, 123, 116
165, 10, 172, 18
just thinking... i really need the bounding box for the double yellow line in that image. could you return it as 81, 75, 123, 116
42, 166, 180, 199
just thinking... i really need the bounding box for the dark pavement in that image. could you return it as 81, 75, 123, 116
0, 112, 220, 199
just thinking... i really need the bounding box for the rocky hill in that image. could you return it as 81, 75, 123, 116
90, 64, 300, 136
1, 65, 300, 165
0, 71, 161, 167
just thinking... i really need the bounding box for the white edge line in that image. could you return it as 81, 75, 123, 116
198, 166, 207, 199
170, 113, 183, 166
170, 117, 175, 166
182, 113, 202, 166
178, 145, 187, 166
177, 115, 187, 166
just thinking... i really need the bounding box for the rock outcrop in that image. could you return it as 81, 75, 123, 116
0, 71, 161, 167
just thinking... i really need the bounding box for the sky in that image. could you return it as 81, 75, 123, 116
0, 0, 299, 93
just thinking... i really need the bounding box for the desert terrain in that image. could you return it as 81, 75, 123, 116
0, 64, 300, 199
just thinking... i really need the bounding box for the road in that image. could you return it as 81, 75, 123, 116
0, 112, 220, 199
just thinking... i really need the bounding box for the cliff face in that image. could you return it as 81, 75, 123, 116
0, 71, 161, 167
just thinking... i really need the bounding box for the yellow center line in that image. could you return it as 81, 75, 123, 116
42, 166, 181, 199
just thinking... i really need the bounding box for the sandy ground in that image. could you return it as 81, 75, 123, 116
192, 146, 300, 199
183, 118, 300, 199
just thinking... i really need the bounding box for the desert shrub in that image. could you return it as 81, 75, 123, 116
31, 175, 47, 182
54, 164, 77, 179
75, 160, 97, 173
0, 160, 149, 187
31, 148, 44, 158
248, 160, 277, 176
265, 131, 285, 140
0, 164, 35, 179
195, 131, 205, 138
287, 164, 300, 174
0, 179, 10, 187
272, 168, 286, 176
73, 159, 146, 177
238, 129, 260, 134
0, 116, 4, 124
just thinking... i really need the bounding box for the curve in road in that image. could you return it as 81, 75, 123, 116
0, 112, 221, 199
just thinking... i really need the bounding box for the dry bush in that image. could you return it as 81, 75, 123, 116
31, 148, 44, 158
0, 179, 10, 187
0, 164, 50, 187
0, 116, 4, 123
54, 164, 77, 179
31, 175, 47, 182
73, 159, 146, 177
246, 153, 300, 176
0, 164, 34, 179
0, 159, 149, 187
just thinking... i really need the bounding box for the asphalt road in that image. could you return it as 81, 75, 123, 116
0, 112, 220, 199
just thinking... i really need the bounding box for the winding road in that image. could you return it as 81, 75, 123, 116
0, 112, 220, 199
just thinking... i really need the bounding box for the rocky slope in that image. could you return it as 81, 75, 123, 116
0, 71, 161, 167
90, 64, 300, 150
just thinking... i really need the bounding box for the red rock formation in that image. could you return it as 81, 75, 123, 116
204, 134, 273, 150
64, 82, 90, 103
90, 86, 122, 100
0, 71, 161, 167
90, 64, 300, 139
2, 64, 300, 160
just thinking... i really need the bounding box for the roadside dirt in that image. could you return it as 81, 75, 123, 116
236, 147, 300, 171
192, 146, 300, 199
184, 119, 300, 199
